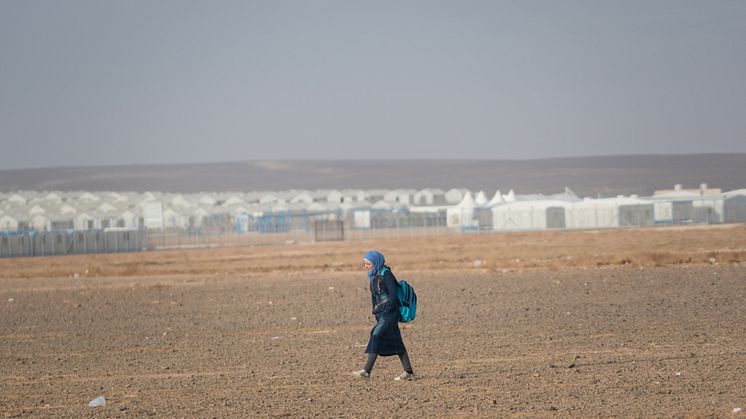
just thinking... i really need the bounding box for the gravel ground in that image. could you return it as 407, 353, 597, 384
2, 261, 745, 417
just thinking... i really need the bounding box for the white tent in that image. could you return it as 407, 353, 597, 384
505, 190, 516, 202
474, 191, 488, 206
447, 192, 477, 228
487, 191, 504, 207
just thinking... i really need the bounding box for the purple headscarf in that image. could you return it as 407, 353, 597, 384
363, 250, 385, 281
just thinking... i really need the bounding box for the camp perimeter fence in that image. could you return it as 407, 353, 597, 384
145, 211, 453, 250
0, 229, 147, 258
2, 203, 745, 258
0, 211, 453, 257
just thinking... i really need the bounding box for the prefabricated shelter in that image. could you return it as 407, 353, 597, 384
119, 210, 140, 229
31, 214, 50, 231
724, 194, 746, 223
654, 196, 725, 225
0, 214, 19, 232
143, 202, 164, 230
566, 196, 654, 229
189, 208, 210, 228
171, 194, 193, 208
492, 200, 572, 231
413, 188, 446, 206
106, 192, 129, 203
691, 197, 725, 224
44, 192, 63, 203
383, 189, 415, 205
8, 194, 26, 205
97, 202, 118, 213
348, 190, 369, 203
79, 192, 101, 202
371, 200, 393, 210
199, 195, 218, 206
224, 194, 246, 205
74, 212, 96, 230
47, 212, 74, 230
29, 204, 46, 215
445, 188, 467, 204
163, 208, 188, 229
290, 192, 314, 205
59, 204, 77, 215
326, 190, 350, 205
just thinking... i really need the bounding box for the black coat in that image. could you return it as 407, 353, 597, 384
365, 267, 406, 356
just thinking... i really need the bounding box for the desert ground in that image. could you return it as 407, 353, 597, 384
1, 225, 746, 417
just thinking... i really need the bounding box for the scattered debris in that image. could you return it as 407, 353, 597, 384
88, 396, 106, 407
675, 371, 682, 377
708, 257, 717, 265
733, 407, 742, 414
328, 287, 335, 291
271, 336, 281, 341
473, 260, 484, 267
7, 298, 13, 303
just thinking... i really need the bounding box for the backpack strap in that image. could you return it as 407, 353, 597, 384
376, 266, 390, 293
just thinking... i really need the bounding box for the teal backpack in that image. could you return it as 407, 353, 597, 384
380, 267, 417, 323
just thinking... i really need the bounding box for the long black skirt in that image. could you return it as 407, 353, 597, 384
365, 311, 406, 356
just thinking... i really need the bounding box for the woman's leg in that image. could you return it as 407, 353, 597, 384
364, 352, 378, 373
398, 350, 413, 374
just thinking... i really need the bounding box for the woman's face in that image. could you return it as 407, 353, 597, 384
363, 260, 373, 272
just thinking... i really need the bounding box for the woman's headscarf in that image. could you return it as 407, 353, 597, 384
363, 250, 385, 281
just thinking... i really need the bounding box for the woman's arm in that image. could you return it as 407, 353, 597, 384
373, 270, 398, 315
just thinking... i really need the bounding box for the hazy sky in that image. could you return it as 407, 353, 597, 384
1, 0, 744, 170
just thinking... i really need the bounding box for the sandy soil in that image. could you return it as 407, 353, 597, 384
1, 225, 745, 417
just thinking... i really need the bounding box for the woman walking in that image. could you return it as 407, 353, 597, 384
353, 250, 415, 381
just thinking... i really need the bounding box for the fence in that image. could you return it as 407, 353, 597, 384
0, 229, 147, 258
2, 201, 745, 258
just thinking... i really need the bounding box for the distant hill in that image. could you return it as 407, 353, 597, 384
1, 154, 744, 198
